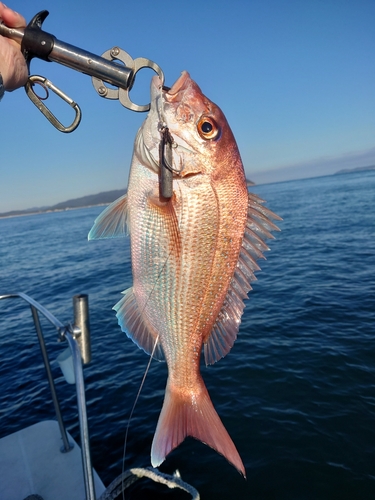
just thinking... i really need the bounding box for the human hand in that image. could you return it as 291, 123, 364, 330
0, 2, 28, 90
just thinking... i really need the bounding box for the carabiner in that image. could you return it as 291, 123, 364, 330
25, 75, 82, 133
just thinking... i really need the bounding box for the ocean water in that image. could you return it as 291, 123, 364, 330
0, 170, 374, 499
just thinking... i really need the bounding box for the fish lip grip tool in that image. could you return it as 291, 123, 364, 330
0, 10, 164, 131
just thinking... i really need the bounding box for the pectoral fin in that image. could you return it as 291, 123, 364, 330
146, 191, 181, 260
88, 194, 129, 240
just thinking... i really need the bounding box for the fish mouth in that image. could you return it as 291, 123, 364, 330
153, 71, 190, 104
151, 71, 190, 99
167, 71, 190, 96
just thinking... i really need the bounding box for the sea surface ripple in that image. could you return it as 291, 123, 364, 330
0, 170, 374, 499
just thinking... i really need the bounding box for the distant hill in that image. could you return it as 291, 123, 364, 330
50, 189, 126, 210
335, 165, 375, 175
0, 189, 126, 219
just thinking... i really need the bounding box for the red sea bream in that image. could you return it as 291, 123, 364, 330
89, 71, 281, 476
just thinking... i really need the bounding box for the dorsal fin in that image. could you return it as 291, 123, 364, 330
113, 287, 164, 361
88, 193, 129, 240
203, 193, 281, 365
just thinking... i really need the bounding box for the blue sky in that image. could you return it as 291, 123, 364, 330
1, 0, 374, 212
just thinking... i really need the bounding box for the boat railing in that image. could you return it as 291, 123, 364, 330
0, 292, 97, 500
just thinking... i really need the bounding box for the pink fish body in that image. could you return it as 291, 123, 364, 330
89, 71, 280, 476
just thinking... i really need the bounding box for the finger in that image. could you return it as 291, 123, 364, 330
0, 3, 26, 28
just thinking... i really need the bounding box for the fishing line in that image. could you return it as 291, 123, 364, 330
121, 335, 159, 500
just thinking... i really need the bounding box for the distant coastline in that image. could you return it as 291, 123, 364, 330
334, 164, 375, 175
1, 165, 374, 219
0, 189, 126, 219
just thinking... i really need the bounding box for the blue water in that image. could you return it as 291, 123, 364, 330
1, 171, 375, 499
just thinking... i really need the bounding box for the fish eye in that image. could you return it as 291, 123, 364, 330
197, 116, 220, 140
201, 122, 213, 133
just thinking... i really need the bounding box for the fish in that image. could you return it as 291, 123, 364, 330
88, 71, 281, 477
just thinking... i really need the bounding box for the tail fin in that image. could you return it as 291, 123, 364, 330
151, 378, 246, 477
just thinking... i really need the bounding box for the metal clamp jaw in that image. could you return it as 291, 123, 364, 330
0, 10, 164, 131
92, 47, 163, 112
